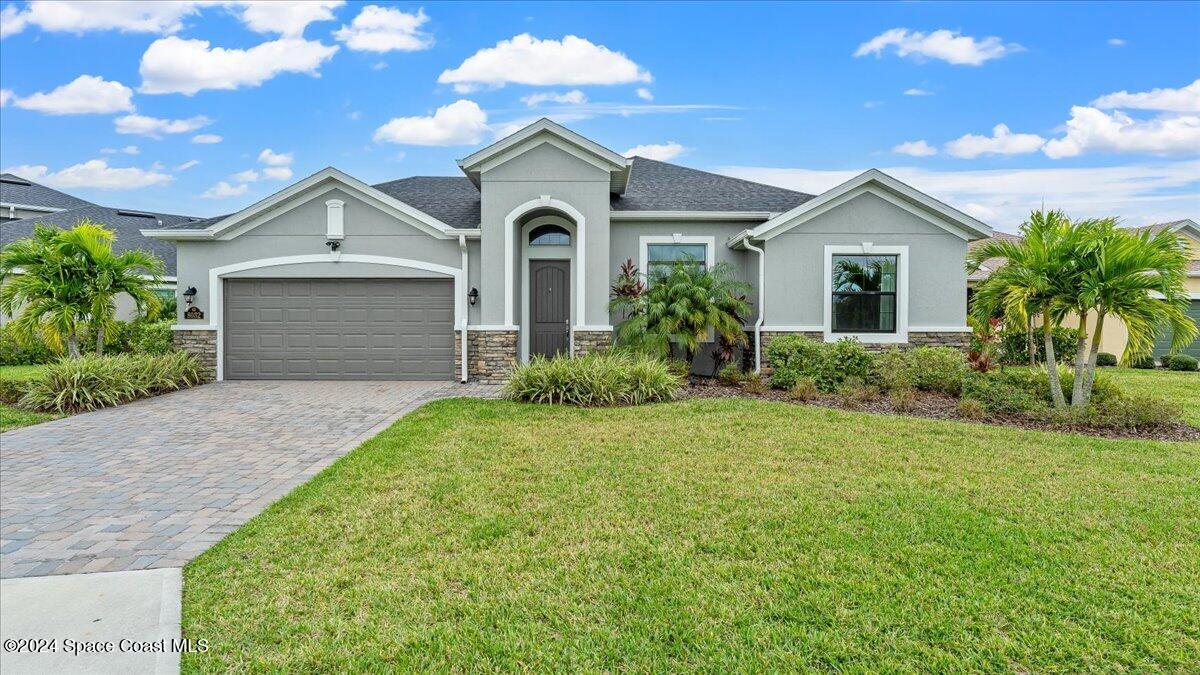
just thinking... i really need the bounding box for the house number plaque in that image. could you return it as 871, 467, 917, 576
184, 306, 205, 320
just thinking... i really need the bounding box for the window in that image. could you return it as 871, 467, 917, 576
646, 243, 708, 278
831, 254, 897, 333
529, 224, 570, 246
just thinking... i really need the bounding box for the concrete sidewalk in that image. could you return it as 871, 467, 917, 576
0, 568, 182, 674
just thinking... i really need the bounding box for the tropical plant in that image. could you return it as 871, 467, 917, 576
967, 210, 1084, 409
967, 316, 1001, 372
504, 351, 680, 406
19, 351, 201, 413
609, 260, 751, 372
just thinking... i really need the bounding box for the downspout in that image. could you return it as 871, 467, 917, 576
458, 234, 469, 384
743, 237, 766, 373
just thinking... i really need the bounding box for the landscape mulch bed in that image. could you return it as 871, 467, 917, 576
680, 379, 1200, 443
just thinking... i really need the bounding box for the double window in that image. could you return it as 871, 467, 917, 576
831, 254, 897, 333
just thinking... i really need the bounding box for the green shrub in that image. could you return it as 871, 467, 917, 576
961, 371, 1041, 414
1096, 352, 1118, 367
0, 368, 42, 404
765, 335, 874, 392
717, 362, 746, 386
504, 352, 680, 407
788, 376, 818, 402
956, 398, 986, 420
837, 376, 879, 409
872, 349, 912, 391
19, 352, 201, 413
1129, 354, 1157, 369
765, 335, 824, 390
128, 320, 175, 355
891, 386, 918, 413
0, 323, 57, 365
904, 347, 967, 395
1084, 393, 1182, 429
998, 327, 1078, 365
1165, 354, 1198, 372
741, 376, 768, 395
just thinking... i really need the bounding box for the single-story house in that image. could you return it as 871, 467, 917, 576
145, 119, 993, 383
1, 174, 191, 321
968, 219, 1200, 361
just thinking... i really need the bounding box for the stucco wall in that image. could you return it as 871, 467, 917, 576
173, 186, 479, 326
478, 141, 612, 326
763, 191, 969, 329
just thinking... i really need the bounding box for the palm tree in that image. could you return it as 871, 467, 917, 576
1069, 219, 1196, 407
1, 224, 91, 356
610, 260, 751, 372
59, 221, 165, 355
967, 210, 1082, 408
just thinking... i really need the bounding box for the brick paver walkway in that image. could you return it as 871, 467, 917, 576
0, 381, 498, 578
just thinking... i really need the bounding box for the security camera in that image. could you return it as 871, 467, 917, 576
325, 240, 341, 251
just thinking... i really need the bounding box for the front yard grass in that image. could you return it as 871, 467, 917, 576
1101, 367, 1200, 426
183, 398, 1200, 672
0, 364, 57, 432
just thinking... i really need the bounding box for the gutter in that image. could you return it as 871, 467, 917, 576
741, 236, 766, 373
458, 234, 469, 383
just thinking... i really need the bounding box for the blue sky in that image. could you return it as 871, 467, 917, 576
1, 1, 1197, 230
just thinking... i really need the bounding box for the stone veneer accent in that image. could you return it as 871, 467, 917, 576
572, 329, 613, 356
173, 329, 217, 382
455, 329, 517, 384
905, 331, 971, 349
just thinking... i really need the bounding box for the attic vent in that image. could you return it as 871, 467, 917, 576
116, 210, 157, 218
0, 177, 32, 186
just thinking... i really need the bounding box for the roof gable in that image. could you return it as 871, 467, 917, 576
744, 169, 993, 243
457, 118, 631, 193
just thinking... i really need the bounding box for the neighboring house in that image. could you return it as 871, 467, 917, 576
968, 219, 1200, 361
1, 175, 191, 321
0, 172, 94, 221
145, 119, 992, 383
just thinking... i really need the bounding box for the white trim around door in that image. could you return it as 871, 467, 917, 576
503, 196, 587, 332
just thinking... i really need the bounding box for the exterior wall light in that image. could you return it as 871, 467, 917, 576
325, 240, 341, 251
182, 286, 198, 306
468, 287, 479, 306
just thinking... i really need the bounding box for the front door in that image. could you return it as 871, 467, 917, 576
530, 259, 570, 358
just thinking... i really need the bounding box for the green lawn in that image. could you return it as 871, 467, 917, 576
0, 364, 57, 432
183, 398, 1200, 672
1102, 367, 1200, 426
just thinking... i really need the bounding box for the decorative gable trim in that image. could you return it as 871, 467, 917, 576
457, 118, 631, 193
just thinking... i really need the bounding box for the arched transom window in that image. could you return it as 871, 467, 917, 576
529, 224, 571, 246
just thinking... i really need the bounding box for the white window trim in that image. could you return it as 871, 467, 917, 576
639, 234, 716, 279
325, 199, 344, 240
823, 244, 909, 344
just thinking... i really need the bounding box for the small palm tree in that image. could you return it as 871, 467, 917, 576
610, 260, 751, 372
967, 210, 1083, 408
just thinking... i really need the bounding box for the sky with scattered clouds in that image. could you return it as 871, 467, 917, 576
1, 1, 1197, 230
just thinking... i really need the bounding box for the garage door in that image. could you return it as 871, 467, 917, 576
1152, 299, 1200, 361
224, 278, 454, 380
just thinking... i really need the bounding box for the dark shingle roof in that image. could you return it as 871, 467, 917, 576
1, 173, 95, 211
967, 231, 1023, 282
1, 206, 193, 275
372, 176, 481, 228
612, 157, 813, 213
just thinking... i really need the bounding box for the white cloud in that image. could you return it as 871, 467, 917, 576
231, 169, 260, 182
863, 100, 883, 109
520, 89, 587, 107
0, 1, 200, 37
176, 159, 200, 171
262, 166, 292, 180
11, 75, 134, 115
192, 134, 223, 144
114, 113, 212, 138
1107, 38, 1126, 47
1042, 106, 1200, 158
855, 28, 1020, 66
201, 181, 248, 199
257, 148, 293, 166
623, 142, 684, 161
892, 140, 937, 157
945, 123, 1046, 158
334, 5, 432, 52
636, 87, 653, 101
374, 99, 489, 146
236, 0, 343, 37
438, 34, 651, 92
101, 145, 140, 155
139, 36, 339, 95
903, 88, 932, 96
2, 159, 172, 189
370, 61, 388, 71
0, 89, 13, 106
1091, 79, 1200, 113
718, 161, 1200, 230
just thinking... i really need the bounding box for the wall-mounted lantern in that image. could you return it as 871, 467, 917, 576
468, 287, 479, 306
182, 286, 198, 306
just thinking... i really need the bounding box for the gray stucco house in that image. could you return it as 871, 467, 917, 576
145, 119, 992, 382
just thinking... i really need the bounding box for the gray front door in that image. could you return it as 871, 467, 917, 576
530, 260, 570, 358
224, 278, 454, 380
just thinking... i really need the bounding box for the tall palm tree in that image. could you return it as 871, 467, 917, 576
1070, 220, 1196, 407
0, 224, 91, 356
967, 210, 1082, 408
59, 221, 165, 354
610, 260, 751, 371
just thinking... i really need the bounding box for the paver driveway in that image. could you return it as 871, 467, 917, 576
0, 381, 497, 578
